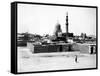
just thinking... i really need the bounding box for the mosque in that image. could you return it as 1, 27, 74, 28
53, 12, 73, 42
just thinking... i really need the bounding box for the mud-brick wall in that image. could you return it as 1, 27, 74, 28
27, 42, 94, 54
62, 44, 72, 52
78, 44, 96, 54
27, 43, 71, 53
34, 45, 61, 53
69, 43, 90, 54
78, 44, 89, 54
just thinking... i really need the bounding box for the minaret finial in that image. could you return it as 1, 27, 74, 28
66, 12, 68, 16
56, 17, 59, 24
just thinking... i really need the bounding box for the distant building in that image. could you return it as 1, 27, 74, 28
54, 22, 62, 38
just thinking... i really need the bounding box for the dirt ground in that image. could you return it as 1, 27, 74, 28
17, 47, 96, 72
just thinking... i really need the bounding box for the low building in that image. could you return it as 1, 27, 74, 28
77, 43, 96, 54
27, 42, 96, 54
27, 42, 75, 53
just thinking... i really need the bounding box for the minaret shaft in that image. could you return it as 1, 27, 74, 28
66, 12, 68, 39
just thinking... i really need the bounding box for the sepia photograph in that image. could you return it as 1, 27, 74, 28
12, 2, 97, 73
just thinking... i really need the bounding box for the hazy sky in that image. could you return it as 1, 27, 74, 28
18, 4, 96, 36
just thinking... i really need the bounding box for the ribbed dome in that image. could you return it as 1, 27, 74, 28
55, 22, 62, 32
53, 22, 62, 37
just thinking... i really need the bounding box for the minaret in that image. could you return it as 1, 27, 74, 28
66, 12, 68, 41
66, 12, 68, 35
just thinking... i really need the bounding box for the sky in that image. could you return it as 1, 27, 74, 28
18, 4, 96, 36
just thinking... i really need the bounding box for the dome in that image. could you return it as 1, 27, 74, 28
53, 22, 62, 37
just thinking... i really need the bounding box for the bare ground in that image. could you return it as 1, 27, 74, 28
17, 47, 96, 72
